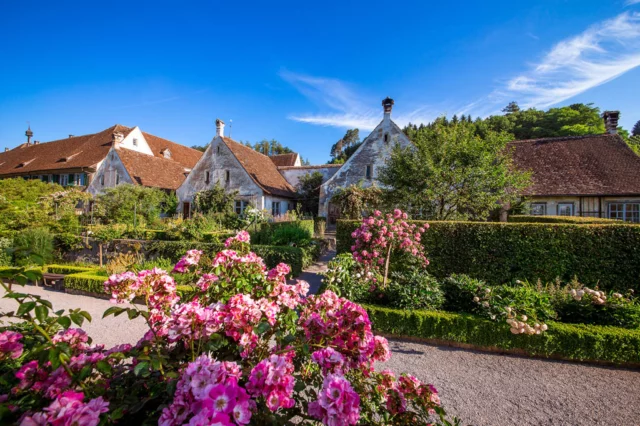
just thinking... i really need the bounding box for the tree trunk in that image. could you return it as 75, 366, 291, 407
382, 243, 393, 289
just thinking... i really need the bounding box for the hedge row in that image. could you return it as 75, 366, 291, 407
337, 220, 640, 291
63, 273, 194, 297
44, 264, 101, 275
365, 304, 640, 365
508, 215, 623, 224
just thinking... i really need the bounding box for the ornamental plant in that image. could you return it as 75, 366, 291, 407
351, 209, 428, 288
0, 231, 458, 425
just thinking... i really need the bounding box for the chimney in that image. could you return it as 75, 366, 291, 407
25, 125, 33, 145
112, 131, 124, 145
216, 118, 225, 137
69, 135, 74, 138
4, 148, 8, 152
382, 97, 394, 120
603, 111, 620, 135
33, 141, 40, 145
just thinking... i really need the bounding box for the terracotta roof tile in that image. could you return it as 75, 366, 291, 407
509, 134, 640, 196
222, 137, 297, 198
117, 148, 189, 190
269, 153, 299, 167
142, 132, 202, 169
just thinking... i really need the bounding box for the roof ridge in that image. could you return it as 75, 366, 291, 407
508, 134, 616, 144
223, 137, 274, 161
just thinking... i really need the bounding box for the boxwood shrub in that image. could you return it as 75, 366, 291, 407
364, 304, 640, 365
44, 264, 102, 275
337, 220, 640, 291
64, 273, 109, 294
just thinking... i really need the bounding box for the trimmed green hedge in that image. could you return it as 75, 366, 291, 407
365, 304, 640, 364
337, 220, 640, 291
64, 273, 108, 294
145, 240, 304, 277
508, 215, 623, 224
44, 264, 102, 275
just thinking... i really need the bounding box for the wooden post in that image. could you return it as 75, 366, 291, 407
99, 243, 103, 268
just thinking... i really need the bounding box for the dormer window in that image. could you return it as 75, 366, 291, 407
365, 165, 373, 179
161, 148, 172, 159
133, 138, 138, 147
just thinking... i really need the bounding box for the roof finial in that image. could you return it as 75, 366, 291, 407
25, 122, 33, 145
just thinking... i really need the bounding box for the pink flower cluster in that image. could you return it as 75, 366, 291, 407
299, 291, 388, 369
246, 354, 296, 411
162, 300, 224, 344
173, 249, 203, 273
212, 250, 265, 270
159, 354, 252, 426
51, 328, 90, 351
224, 230, 251, 248
351, 209, 429, 271
103, 271, 138, 302
308, 373, 361, 425
375, 371, 441, 416
20, 391, 109, 426
0, 330, 24, 360
311, 347, 345, 375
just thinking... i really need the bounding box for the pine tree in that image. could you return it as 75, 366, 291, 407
632, 120, 640, 137
502, 102, 521, 114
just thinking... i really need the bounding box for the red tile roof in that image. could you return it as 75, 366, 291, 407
117, 148, 189, 190
142, 132, 202, 170
269, 153, 299, 167
509, 134, 640, 196
222, 137, 297, 198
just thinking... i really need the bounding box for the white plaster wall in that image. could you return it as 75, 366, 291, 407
118, 127, 154, 155
176, 136, 265, 214
279, 166, 341, 188
265, 195, 294, 216
86, 149, 134, 195
318, 113, 413, 217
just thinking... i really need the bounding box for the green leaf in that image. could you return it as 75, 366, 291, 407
102, 306, 125, 318
110, 407, 124, 420
35, 305, 49, 323
78, 365, 93, 380
38, 299, 53, 309
70, 312, 84, 326
79, 311, 92, 322
16, 301, 36, 316
49, 348, 61, 369
133, 361, 149, 376
96, 360, 112, 375
127, 309, 140, 320
57, 316, 71, 328
255, 321, 271, 335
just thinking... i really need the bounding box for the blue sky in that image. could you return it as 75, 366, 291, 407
1, 0, 640, 164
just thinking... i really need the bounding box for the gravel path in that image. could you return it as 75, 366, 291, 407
2, 285, 640, 425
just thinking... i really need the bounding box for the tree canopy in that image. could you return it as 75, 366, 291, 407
247, 139, 294, 156
93, 184, 175, 226
382, 120, 530, 221
329, 129, 362, 164
296, 171, 324, 216
193, 182, 237, 216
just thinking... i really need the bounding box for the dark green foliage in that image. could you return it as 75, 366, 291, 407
387, 269, 444, 310
53, 233, 84, 252
64, 273, 108, 294
337, 220, 640, 291
489, 285, 557, 322
441, 274, 487, 313
631, 119, 640, 137
250, 221, 314, 245
93, 184, 172, 226
12, 228, 54, 266
296, 171, 324, 216
249, 139, 294, 156
314, 217, 326, 237
44, 264, 101, 275
0, 237, 12, 266
330, 185, 383, 219
271, 226, 312, 246
364, 304, 640, 364
193, 183, 237, 216
508, 215, 622, 224
554, 298, 640, 329
329, 129, 361, 164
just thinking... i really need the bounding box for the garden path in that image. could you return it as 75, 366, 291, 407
290, 249, 335, 294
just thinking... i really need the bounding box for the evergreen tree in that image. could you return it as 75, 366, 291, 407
632, 119, 640, 137
502, 102, 521, 114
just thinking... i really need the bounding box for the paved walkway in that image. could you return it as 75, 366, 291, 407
3, 262, 640, 425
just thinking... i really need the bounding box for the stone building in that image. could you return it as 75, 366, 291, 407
510, 111, 640, 222
0, 124, 201, 193
318, 97, 412, 221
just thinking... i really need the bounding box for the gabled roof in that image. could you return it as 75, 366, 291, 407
0, 124, 131, 175
143, 132, 202, 170
221, 137, 297, 198
509, 134, 640, 196
269, 153, 299, 167
117, 148, 189, 190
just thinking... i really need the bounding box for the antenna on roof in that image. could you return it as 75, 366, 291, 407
229, 119, 233, 139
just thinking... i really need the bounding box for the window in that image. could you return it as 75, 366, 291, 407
116, 171, 120, 185
272, 201, 281, 216
225, 170, 230, 183
100, 174, 105, 186
235, 200, 248, 215
384, 133, 389, 143
530, 203, 546, 215
133, 138, 138, 147
217, 146, 221, 155
609, 203, 640, 223
557, 203, 574, 216
365, 165, 373, 179
60, 174, 69, 186
205, 171, 210, 184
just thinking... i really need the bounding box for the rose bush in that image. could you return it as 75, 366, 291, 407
0, 232, 457, 425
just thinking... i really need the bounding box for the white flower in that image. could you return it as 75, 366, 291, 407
485, 288, 491, 293
336, 278, 341, 283
482, 301, 490, 308
473, 297, 480, 303
355, 273, 361, 278
541, 324, 548, 331
577, 290, 585, 297
510, 328, 520, 334
505, 307, 512, 313
521, 315, 528, 321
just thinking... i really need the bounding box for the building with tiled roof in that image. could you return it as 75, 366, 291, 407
509, 116, 640, 222
0, 124, 202, 193
269, 152, 301, 167
177, 119, 299, 218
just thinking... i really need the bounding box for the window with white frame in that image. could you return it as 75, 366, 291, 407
609, 203, 640, 223
235, 200, 248, 215
272, 201, 281, 216
557, 203, 574, 216
530, 203, 546, 215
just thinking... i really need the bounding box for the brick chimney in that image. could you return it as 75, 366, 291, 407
216, 118, 225, 137
603, 111, 619, 135
382, 97, 394, 121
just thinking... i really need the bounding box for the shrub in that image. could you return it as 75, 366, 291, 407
271, 225, 312, 246
0, 237, 12, 266
508, 215, 623, 224
12, 227, 54, 266
250, 220, 314, 245
314, 216, 326, 237
44, 264, 101, 275
63, 272, 109, 294
337, 220, 640, 291
441, 274, 487, 314
387, 269, 444, 310
320, 253, 372, 302
364, 304, 640, 364
53, 233, 84, 252
90, 224, 127, 243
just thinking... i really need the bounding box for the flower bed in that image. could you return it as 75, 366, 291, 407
337, 219, 640, 291
364, 304, 640, 365
0, 231, 456, 425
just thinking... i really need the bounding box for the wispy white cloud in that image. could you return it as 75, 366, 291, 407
626, 0, 640, 6
498, 11, 640, 109
283, 12, 640, 128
